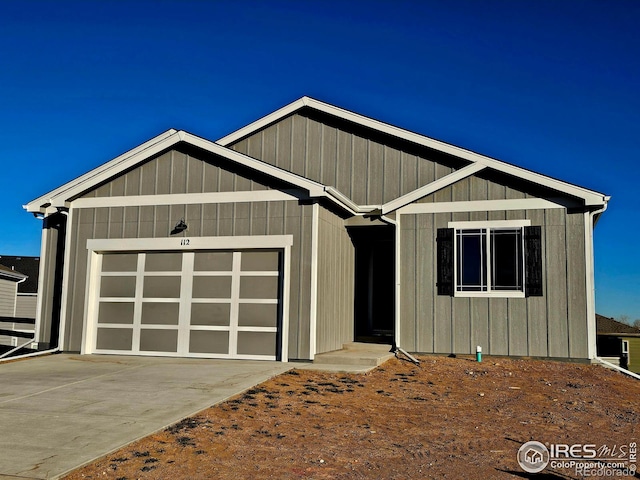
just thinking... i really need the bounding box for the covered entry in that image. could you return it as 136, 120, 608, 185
83, 236, 292, 360
349, 226, 395, 344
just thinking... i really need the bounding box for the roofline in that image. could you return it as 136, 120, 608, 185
0, 268, 28, 282
24, 129, 179, 213
24, 130, 330, 214
597, 332, 640, 337
217, 96, 608, 207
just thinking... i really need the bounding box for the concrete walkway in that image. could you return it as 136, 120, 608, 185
0, 354, 293, 479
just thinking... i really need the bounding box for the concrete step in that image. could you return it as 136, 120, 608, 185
313, 342, 395, 367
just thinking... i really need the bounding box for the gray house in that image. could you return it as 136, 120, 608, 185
24, 97, 609, 362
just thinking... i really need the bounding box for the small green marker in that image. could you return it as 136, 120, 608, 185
476, 345, 482, 362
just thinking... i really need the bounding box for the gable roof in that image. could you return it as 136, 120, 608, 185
217, 96, 609, 208
25, 97, 609, 217
0, 256, 39, 293
0, 264, 28, 283
24, 130, 333, 214
596, 314, 640, 336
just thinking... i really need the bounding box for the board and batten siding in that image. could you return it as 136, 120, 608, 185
80, 148, 275, 199
0, 278, 16, 317
228, 113, 461, 206
315, 206, 355, 354
399, 171, 588, 360
62, 200, 313, 359
399, 208, 588, 359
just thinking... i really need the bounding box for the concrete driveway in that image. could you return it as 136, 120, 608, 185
0, 353, 294, 479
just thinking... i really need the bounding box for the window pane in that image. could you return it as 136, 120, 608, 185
457, 230, 486, 291
491, 229, 523, 290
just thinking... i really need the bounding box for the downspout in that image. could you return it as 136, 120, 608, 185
379, 212, 420, 366
13, 276, 27, 318
593, 357, 640, 381
586, 200, 609, 360
0, 344, 60, 363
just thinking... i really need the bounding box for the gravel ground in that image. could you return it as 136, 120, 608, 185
63, 356, 640, 480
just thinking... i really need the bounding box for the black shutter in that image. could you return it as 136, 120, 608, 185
436, 228, 454, 296
524, 226, 543, 297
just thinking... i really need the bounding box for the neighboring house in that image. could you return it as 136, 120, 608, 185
24, 97, 609, 362
596, 314, 640, 373
0, 264, 30, 348
0, 256, 40, 318
0, 264, 27, 318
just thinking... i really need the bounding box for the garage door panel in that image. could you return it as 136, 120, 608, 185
189, 331, 230, 354
143, 276, 181, 298
192, 276, 232, 298
100, 277, 136, 297
93, 248, 282, 359
141, 303, 180, 325
96, 328, 133, 350
237, 332, 277, 356
102, 254, 137, 272
139, 329, 178, 352
194, 252, 233, 271
98, 302, 134, 324
239, 276, 279, 299
145, 252, 182, 271
191, 303, 231, 326
238, 303, 278, 327
241, 251, 279, 271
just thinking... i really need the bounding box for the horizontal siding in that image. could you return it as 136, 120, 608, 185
316, 206, 355, 354
399, 208, 588, 359
628, 338, 640, 374
0, 279, 16, 317
64, 201, 314, 360
229, 113, 459, 205
15, 295, 37, 319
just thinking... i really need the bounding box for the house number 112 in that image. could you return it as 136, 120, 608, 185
180, 239, 190, 246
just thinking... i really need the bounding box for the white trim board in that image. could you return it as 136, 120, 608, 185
72, 190, 300, 209
382, 163, 486, 214
399, 198, 565, 215
217, 96, 608, 207
25, 131, 325, 214
87, 235, 294, 252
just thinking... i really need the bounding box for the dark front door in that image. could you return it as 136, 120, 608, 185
349, 226, 395, 344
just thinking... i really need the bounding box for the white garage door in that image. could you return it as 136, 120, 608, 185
92, 249, 282, 360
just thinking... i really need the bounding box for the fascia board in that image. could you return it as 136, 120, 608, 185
304, 98, 608, 206
48, 132, 183, 207
0, 269, 28, 282
322, 186, 375, 215
179, 131, 326, 196
382, 163, 486, 214
217, 96, 607, 206
216, 97, 309, 146
26, 128, 327, 213
24, 129, 180, 213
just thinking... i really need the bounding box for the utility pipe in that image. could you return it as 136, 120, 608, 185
0, 345, 60, 363
595, 357, 640, 381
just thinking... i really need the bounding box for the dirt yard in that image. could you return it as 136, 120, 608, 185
63, 355, 639, 480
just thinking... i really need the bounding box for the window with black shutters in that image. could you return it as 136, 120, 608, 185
437, 223, 542, 297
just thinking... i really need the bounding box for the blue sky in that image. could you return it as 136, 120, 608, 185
1, 0, 638, 320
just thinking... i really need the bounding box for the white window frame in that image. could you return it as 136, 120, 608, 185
448, 220, 531, 298
622, 339, 629, 355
